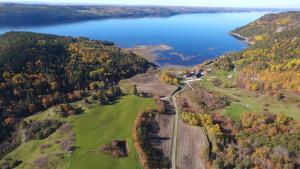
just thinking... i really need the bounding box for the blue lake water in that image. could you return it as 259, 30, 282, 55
0, 12, 267, 66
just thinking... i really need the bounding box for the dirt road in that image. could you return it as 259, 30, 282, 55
170, 86, 184, 169
170, 78, 202, 169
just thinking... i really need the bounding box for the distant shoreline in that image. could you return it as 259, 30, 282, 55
229, 32, 254, 45
0, 3, 279, 27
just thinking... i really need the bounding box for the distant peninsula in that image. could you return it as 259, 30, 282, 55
0, 3, 281, 26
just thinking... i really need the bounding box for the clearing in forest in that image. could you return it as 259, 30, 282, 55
2, 95, 155, 169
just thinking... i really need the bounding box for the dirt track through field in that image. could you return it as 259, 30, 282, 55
151, 100, 175, 159
154, 104, 175, 160
177, 121, 209, 169
171, 78, 207, 169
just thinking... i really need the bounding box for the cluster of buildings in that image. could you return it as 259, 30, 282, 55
184, 68, 212, 79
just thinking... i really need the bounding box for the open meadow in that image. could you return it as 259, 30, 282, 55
197, 68, 300, 121
2, 95, 155, 169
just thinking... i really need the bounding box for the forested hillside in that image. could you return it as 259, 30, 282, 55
231, 12, 300, 92
0, 32, 153, 157
232, 12, 300, 42
178, 11, 300, 169
0, 3, 272, 26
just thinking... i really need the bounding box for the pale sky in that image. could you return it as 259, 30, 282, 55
1, 0, 300, 8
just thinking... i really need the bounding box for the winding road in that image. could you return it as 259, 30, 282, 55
170, 78, 202, 169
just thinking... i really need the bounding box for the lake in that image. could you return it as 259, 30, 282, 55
0, 12, 267, 66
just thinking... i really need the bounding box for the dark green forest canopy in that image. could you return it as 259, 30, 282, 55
0, 31, 152, 75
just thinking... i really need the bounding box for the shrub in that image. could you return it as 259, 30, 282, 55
57, 104, 81, 117
211, 78, 223, 87
159, 71, 179, 85
157, 101, 166, 114
60, 134, 74, 152
23, 120, 61, 141
33, 156, 48, 169
277, 93, 285, 101
59, 123, 72, 134
0, 158, 22, 169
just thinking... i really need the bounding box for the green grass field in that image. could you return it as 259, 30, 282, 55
2, 127, 71, 169
69, 95, 155, 169
224, 103, 251, 121
2, 95, 155, 169
198, 69, 300, 121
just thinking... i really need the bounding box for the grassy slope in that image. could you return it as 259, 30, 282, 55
198, 66, 300, 121
3, 95, 155, 169
3, 129, 71, 169
70, 95, 155, 169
